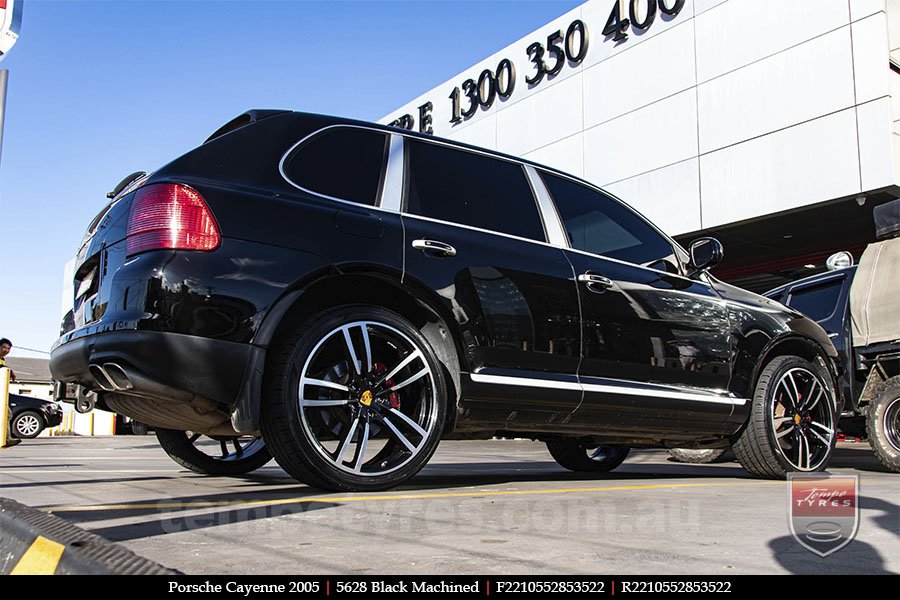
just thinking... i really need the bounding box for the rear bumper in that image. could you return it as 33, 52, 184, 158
49, 330, 254, 407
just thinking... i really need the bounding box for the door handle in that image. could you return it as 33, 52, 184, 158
578, 273, 614, 291
412, 239, 457, 257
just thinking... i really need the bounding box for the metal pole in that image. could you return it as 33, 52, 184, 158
0, 69, 7, 166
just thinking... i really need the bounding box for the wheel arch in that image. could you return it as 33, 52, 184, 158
752, 334, 842, 411
232, 269, 466, 435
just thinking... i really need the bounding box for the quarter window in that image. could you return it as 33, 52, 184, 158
283, 127, 388, 206
541, 172, 674, 267
404, 140, 546, 242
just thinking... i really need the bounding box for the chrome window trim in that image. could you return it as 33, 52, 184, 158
470, 372, 746, 406
278, 123, 714, 288
379, 135, 405, 212
524, 165, 569, 247
278, 124, 398, 214
400, 211, 560, 249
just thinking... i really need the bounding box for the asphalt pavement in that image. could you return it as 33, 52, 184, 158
0, 437, 897, 575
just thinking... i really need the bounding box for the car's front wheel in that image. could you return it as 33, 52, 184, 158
546, 438, 630, 472
261, 306, 447, 492
733, 355, 836, 478
155, 429, 272, 475
867, 376, 900, 473
11, 411, 44, 439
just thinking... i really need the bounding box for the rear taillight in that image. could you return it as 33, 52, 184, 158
126, 183, 221, 256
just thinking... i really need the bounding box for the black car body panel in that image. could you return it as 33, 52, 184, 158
8, 394, 63, 429
51, 111, 838, 448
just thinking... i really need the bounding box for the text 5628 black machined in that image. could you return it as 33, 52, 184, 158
50, 110, 842, 491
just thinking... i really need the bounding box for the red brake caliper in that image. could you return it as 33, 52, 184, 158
374, 363, 400, 409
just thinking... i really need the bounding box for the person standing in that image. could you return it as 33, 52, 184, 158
0, 338, 16, 381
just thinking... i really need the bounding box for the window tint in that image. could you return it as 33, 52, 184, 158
786, 281, 842, 322
541, 172, 674, 266
405, 140, 545, 241
284, 128, 388, 206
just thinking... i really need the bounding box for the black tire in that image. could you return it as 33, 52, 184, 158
131, 421, 149, 435
866, 376, 900, 473
546, 438, 630, 472
11, 411, 44, 439
667, 448, 728, 464
261, 306, 447, 492
155, 429, 272, 475
733, 355, 836, 478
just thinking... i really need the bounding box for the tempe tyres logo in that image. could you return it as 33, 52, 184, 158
788, 474, 859, 557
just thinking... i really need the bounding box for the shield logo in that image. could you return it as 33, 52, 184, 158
788, 474, 859, 557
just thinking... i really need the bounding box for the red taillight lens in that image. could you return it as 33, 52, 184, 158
126, 184, 221, 256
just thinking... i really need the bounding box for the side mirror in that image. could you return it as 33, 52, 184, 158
688, 237, 724, 274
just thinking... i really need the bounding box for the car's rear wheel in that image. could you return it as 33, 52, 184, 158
546, 438, 630, 472
866, 376, 900, 473
155, 429, 272, 475
261, 306, 447, 492
733, 355, 836, 478
667, 448, 728, 464
11, 411, 44, 439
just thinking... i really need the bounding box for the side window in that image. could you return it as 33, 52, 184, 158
541, 171, 675, 267
404, 140, 546, 242
786, 280, 843, 322
283, 127, 388, 206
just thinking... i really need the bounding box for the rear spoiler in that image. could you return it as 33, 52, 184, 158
204, 109, 291, 143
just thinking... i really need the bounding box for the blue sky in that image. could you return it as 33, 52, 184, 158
0, 0, 582, 357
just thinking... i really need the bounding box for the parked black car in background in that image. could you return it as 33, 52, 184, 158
51, 111, 841, 490
8, 394, 62, 438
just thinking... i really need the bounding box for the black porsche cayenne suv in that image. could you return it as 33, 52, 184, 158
51, 110, 842, 491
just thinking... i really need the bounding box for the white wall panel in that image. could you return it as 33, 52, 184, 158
698, 28, 855, 153
496, 73, 583, 156
522, 134, 585, 177
583, 22, 696, 128
858, 98, 896, 189
700, 109, 861, 227
851, 0, 886, 22
694, 0, 727, 16
581, 0, 696, 71
603, 158, 702, 235
695, 0, 849, 83
449, 114, 497, 150
852, 13, 892, 104
584, 89, 698, 185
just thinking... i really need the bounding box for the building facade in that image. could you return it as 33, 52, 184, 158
382, 0, 900, 290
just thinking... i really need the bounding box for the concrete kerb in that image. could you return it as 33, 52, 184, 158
0, 497, 179, 575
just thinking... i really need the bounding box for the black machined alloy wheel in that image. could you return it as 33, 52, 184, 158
11, 411, 44, 439
546, 438, 630, 472
155, 429, 272, 475
733, 356, 836, 478
867, 376, 900, 473
262, 306, 447, 492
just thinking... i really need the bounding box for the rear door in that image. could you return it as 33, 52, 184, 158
399, 139, 582, 422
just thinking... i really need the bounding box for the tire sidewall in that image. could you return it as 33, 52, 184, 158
12, 411, 44, 439
272, 305, 447, 490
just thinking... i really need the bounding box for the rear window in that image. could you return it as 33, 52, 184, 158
283, 127, 389, 206
404, 140, 546, 242
786, 280, 842, 322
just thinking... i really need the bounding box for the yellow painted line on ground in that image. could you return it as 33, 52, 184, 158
46, 480, 784, 513
1, 469, 179, 474
10, 535, 65, 575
